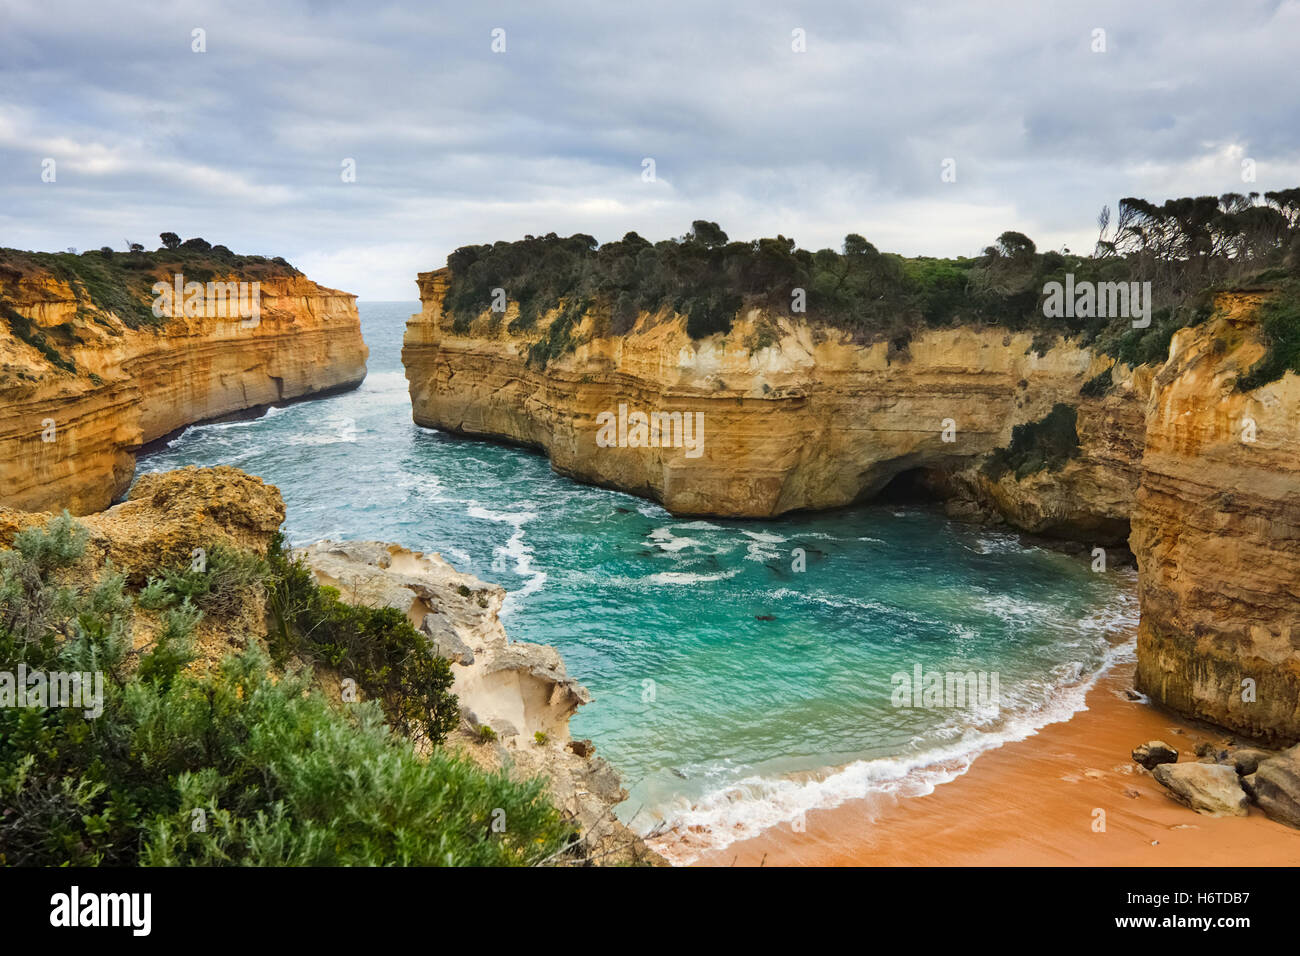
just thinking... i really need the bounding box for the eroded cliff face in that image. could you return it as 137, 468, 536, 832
403, 268, 1127, 528
404, 270, 1300, 743
1132, 295, 1300, 744
0, 266, 367, 514
942, 362, 1150, 544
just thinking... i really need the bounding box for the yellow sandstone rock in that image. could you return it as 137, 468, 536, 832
404, 275, 1300, 743
402, 267, 1130, 525
1133, 295, 1300, 743
0, 264, 367, 514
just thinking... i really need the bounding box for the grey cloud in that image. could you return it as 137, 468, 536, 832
1, 0, 1296, 296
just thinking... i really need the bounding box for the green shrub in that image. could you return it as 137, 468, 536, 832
0, 245, 302, 333
1080, 366, 1115, 398
142, 542, 267, 618
440, 188, 1300, 359
264, 534, 459, 745
0, 516, 572, 867
983, 403, 1080, 480
1237, 294, 1300, 390
1, 303, 76, 373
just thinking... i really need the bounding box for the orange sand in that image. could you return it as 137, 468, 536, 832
693, 662, 1300, 866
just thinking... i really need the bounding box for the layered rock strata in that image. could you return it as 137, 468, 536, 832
0, 265, 367, 514
1132, 298, 1300, 743
403, 269, 1128, 528
404, 273, 1300, 743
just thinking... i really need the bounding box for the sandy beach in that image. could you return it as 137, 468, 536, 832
691, 661, 1300, 867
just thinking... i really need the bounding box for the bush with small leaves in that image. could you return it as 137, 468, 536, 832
0, 516, 572, 867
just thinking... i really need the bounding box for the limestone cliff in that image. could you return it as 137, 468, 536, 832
1132, 295, 1300, 744
941, 362, 1150, 545
0, 253, 367, 514
403, 268, 1300, 744
403, 268, 1126, 530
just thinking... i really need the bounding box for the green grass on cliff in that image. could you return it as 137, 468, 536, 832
0, 302, 77, 373
1237, 289, 1300, 391
0, 515, 572, 867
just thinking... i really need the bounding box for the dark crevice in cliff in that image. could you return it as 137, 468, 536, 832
873, 466, 949, 505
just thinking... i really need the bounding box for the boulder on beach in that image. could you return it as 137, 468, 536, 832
1229, 748, 1271, 777
1250, 746, 1300, 828
1132, 740, 1179, 770
1152, 762, 1250, 816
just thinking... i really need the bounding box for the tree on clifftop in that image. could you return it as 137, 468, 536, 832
159, 232, 181, 249
687, 220, 729, 248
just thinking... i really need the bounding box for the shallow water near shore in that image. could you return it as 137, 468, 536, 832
137, 302, 1139, 863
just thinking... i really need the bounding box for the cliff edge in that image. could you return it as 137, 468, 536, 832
0, 247, 368, 514
403, 263, 1300, 746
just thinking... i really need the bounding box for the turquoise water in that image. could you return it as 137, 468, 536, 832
137, 302, 1137, 861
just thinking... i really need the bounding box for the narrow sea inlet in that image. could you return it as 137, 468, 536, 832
138, 302, 1138, 863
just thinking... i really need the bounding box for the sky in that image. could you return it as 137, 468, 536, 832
2, 0, 1298, 299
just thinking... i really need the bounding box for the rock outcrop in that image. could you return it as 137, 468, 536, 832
0, 467, 655, 863
404, 270, 1300, 745
0, 465, 286, 667
942, 363, 1149, 544
0, 465, 286, 580
403, 268, 1129, 533
1249, 745, 1300, 828
296, 538, 664, 865
1132, 740, 1179, 770
0, 256, 367, 514
1132, 297, 1300, 744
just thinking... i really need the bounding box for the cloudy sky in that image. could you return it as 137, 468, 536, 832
3, 0, 1298, 298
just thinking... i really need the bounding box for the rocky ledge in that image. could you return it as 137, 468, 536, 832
297, 539, 664, 865
0, 467, 659, 864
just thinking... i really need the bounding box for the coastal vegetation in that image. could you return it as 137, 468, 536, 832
263, 534, 460, 744
0, 302, 78, 373
1236, 294, 1300, 391
0, 238, 302, 332
441, 189, 1300, 384
983, 403, 1081, 481
0, 514, 571, 866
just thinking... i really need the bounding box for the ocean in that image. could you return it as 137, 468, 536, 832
136, 301, 1138, 862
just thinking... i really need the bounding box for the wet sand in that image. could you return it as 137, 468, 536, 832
693, 661, 1300, 866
